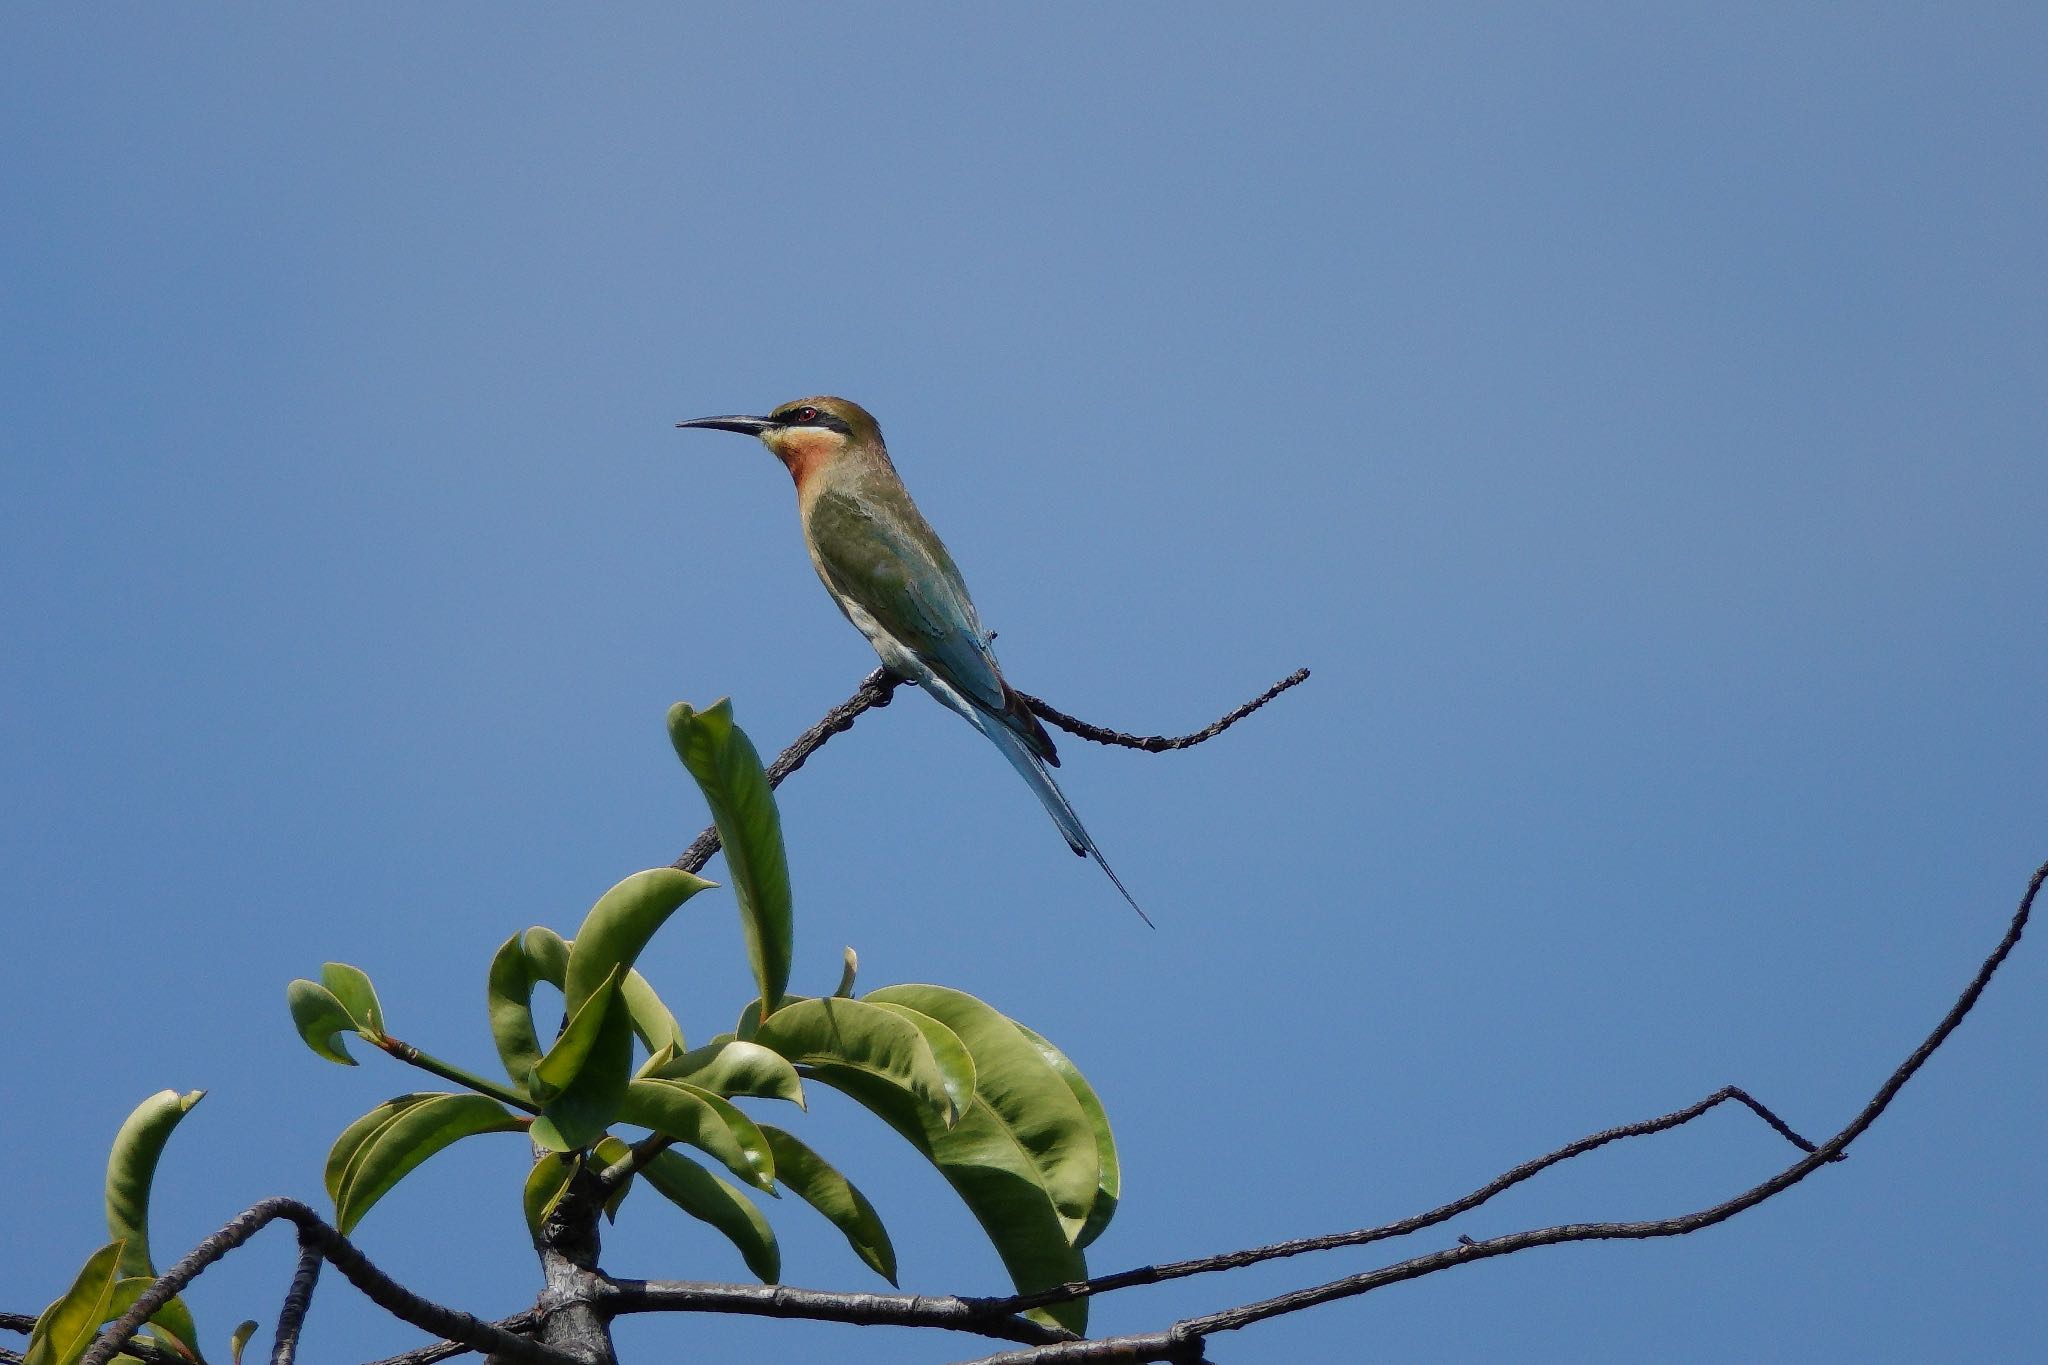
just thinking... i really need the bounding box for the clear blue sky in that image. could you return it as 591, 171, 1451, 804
4, 7, 2043, 1362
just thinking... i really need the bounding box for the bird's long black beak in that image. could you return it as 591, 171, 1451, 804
676, 415, 777, 436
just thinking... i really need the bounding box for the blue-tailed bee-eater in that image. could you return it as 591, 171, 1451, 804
678, 396, 1150, 924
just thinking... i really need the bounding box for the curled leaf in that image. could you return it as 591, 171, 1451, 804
286, 980, 359, 1065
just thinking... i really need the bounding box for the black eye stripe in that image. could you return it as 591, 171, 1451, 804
774, 406, 851, 434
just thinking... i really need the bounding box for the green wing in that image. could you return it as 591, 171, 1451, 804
806, 485, 1007, 714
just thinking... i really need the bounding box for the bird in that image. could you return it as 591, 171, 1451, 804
677, 395, 1150, 925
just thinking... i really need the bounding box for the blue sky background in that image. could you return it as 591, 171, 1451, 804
4, 7, 2043, 1362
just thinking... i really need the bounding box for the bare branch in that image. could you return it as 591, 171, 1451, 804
270, 1236, 322, 1365
1021, 668, 1310, 752
675, 669, 901, 873
357, 1313, 542, 1365
944, 858, 2044, 1364
979, 1083, 1827, 1316
673, 666, 1307, 872
73, 1198, 577, 1365
600, 1278, 1073, 1348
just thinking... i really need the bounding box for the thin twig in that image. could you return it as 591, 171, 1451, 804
357, 1313, 542, 1365
674, 669, 901, 873
673, 666, 1306, 872
600, 1278, 1072, 1348
975, 1083, 1827, 1315
74, 1199, 576, 1365
269, 1236, 322, 1365
594, 1132, 675, 1195
1021, 669, 1310, 752
945, 858, 2045, 1364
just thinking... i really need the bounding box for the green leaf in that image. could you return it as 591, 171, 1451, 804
228, 1322, 258, 1365
620, 971, 687, 1057
487, 933, 544, 1087
866, 985, 1100, 1240
286, 979, 360, 1065
330, 1093, 522, 1233
103, 1089, 204, 1351
324, 1094, 435, 1210
758, 1124, 896, 1284
1014, 1020, 1120, 1249
520, 924, 686, 1058
811, 1066, 1088, 1334
668, 699, 793, 1015
521, 926, 570, 986
523, 1152, 580, 1239
751, 997, 958, 1125
530, 966, 623, 1101
24, 1240, 124, 1365
640, 1150, 779, 1282
529, 993, 635, 1152
563, 868, 713, 1019
319, 962, 385, 1035
617, 1079, 775, 1192
649, 1038, 805, 1106
594, 1136, 637, 1222
864, 1001, 978, 1126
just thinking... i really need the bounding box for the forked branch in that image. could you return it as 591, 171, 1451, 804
940, 858, 2044, 1364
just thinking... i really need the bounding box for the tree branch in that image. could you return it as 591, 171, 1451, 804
675, 669, 901, 873
944, 857, 2044, 1364
269, 1236, 322, 1365
357, 1313, 542, 1365
672, 666, 1307, 874
976, 1084, 1828, 1316
72, 1198, 576, 1365
1020, 668, 1309, 752
599, 1278, 1072, 1348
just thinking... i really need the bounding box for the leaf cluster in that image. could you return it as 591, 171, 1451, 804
28, 698, 1121, 1362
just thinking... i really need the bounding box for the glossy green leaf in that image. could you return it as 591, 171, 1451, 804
865, 1000, 978, 1125
319, 962, 385, 1035
523, 1152, 580, 1239
668, 699, 792, 1015
286, 979, 360, 1065
487, 933, 544, 1087
24, 1240, 124, 1365
520, 925, 685, 1058
521, 926, 570, 986
619, 971, 686, 1057
594, 1136, 636, 1222
617, 1079, 774, 1191
867, 985, 1099, 1240
103, 1089, 204, 1351
649, 1038, 804, 1106
331, 1093, 522, 1233
227, 1322, 258, 1365
1014, 1020, 1120, 1249
530, 966, 622, 1100
563, 868, 713, 1019
811, 1066, 1087, 1334
751, 996, 958, 1125
529, 993, 634, 1152
758, 1124, 896, 1284
324, 1094, 435, 1210
640, 1150, 779, 1283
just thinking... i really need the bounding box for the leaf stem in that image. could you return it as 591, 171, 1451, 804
374, 1036, 539, 1114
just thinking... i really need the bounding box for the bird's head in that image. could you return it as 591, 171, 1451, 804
677, 396, 883, 488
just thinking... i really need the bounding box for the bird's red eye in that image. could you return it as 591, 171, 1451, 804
795, 406, 819, 423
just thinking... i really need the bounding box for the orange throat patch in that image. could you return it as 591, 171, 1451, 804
770, 429, 840, 490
